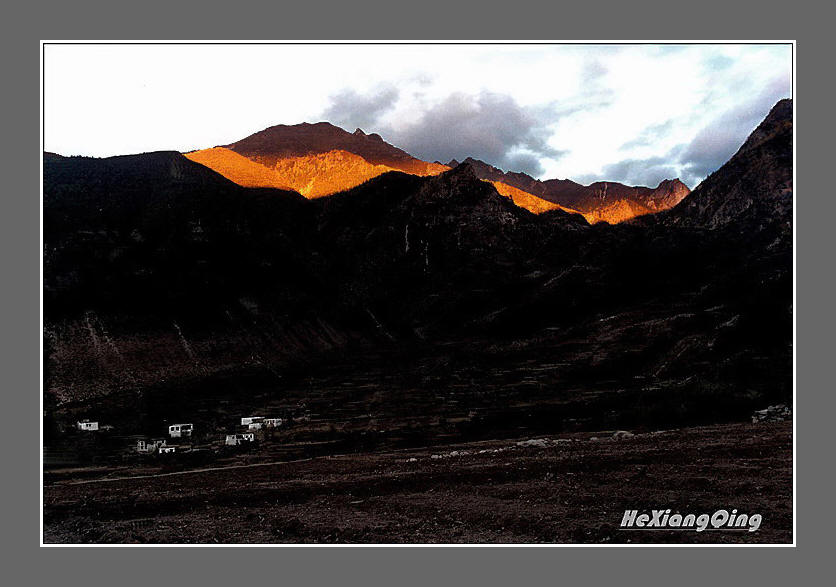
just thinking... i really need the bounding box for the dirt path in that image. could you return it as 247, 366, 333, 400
56, 456, 321, 486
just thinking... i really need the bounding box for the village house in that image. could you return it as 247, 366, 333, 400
264, 418, 283, 427
136, 439, 167, 453
158, 446, 177, 454
225, 433, 256, 446
240, 416, 264, 426
168, 423, 193, 438
77, 420, 99, 431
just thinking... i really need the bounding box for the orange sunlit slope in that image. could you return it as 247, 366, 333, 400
490, 181, 579, 216
581, 200, 654, 224
186, 146, 583, 218
272, 150, 407, 198
185, 147, 293, 191
188, 147, 442, 199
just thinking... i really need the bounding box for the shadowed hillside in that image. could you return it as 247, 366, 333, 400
44, 101, 791, 450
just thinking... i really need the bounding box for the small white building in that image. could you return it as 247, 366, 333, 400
159, 446, 177, 454
247, 422, 263, 430
77, 420, 99, 431
225, 433, 256, 446
137, 439, 167, 453
264, 418, 283, 427
168, 423, 193, 438
241, 416, 264, 426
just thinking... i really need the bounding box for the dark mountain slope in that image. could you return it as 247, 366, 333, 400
309, 164, 590, 337
42, 158, 593, 413
447, 157, 548, 196
44, 151, 317, 316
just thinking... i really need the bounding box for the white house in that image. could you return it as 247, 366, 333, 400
241, 416, 264, 426
168, 423, 193, 438
225, 433, 256, 446
247, 422, 263, 430
77, 420, 99, 431
264, 418, 283, 427
159, 446, 177, 454
137, 439, 167, 453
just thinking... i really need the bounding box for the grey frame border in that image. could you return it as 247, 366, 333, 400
9, 0, 830, 582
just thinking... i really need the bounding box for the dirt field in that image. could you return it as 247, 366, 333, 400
42, 421, 792, 544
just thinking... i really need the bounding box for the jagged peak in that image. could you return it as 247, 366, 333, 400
443, 160, 479, 180
655, 178, 689, 190
461, 156, 496, 169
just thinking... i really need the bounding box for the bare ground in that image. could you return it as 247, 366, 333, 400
42, 421, 792, 544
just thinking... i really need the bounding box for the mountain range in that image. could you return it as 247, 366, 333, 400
43, 99, 792, 445
185, 122, 689, 223
444, 157, 691, 223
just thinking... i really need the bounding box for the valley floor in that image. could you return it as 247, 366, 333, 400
42, 421, 792, 544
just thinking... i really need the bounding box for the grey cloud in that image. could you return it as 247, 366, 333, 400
503, 152, 550, 177
620, 119, 675, 150
321, 86, 399, 131
409, 73, 435, 87
581, 59, 608, 84
320, 89, 567, 176
572, 59, 616, 111
703, 53, 735, 73
576, 155, 677, 187
653, 45, 690, 56
385, 92, 567, 176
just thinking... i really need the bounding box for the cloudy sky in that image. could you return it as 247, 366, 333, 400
44, 43, 792, 188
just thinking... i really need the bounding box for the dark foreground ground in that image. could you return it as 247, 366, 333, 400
43, 421, 792, 544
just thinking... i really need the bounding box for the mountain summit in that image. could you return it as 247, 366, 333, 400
185, 122, 448, 199
224, 121, 442, 176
